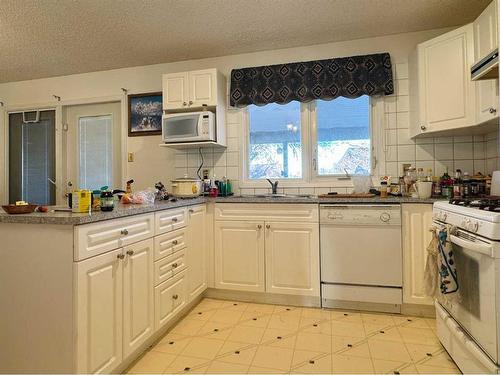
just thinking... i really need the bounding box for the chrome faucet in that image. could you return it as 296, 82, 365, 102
266, 179, 279, 194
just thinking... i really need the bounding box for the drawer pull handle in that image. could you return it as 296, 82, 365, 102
257, 225, 262, 230
172, 240, 178, 245
490, 107, 497, 114
117, 254, 125, 260
172, 217, 178, 223
189, 209, 194, 213
266, 224, 271, 229
172, 263, 178, 268
121, 229, 129, 235
126, 250, 134, 256
172, 294, 179, 300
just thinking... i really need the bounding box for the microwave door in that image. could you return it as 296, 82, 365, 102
164, 115, 200, 141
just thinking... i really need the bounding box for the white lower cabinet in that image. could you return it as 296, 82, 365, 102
214, 220, 265, 292
266, 222, 320, 296
76, 248, 123, 374
155, 270, 187, 329
214, 206, 320, 297
122, 239, 154, 358
402, 204, 434, 306
186, 205, 207, 301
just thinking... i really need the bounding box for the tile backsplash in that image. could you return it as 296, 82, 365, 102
174, 61, 499, 195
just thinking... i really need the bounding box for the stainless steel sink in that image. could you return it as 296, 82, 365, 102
240, 194, 313, 199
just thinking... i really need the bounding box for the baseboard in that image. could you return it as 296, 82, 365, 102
204, 288, 321, 307
401, 302, 436, 318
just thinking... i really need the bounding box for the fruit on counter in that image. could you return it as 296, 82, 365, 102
36, 206, 49, 213
15, 201, 28, 206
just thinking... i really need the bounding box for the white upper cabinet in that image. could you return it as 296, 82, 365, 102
409, 24, 476, 137
474, 0, 499, 124
162, 69, 222, 110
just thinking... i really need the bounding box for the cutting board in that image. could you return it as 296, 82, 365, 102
318, 193, 376, 198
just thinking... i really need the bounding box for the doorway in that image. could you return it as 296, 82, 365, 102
8, 110, 56, 205
64, 102, 122, 191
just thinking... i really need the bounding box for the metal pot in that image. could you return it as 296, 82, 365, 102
171, 177, 202, 198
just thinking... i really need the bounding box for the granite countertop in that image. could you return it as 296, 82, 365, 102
215, 195, 444, 205
0, 195, 444, 225
0, 197, 207, 225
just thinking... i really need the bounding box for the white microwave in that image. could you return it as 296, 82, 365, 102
162, 111, 216, 143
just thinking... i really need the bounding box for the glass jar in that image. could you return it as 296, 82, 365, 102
100, 191, 114, 212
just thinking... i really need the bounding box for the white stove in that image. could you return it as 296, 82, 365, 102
433, 200, 500, 374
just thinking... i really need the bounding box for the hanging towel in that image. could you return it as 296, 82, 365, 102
437, 226, 459, 294
424, 231, 440, 298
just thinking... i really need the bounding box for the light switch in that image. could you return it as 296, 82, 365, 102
128, 152, 134, 162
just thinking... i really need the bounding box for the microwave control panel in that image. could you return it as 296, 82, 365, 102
201, 114, 210, 135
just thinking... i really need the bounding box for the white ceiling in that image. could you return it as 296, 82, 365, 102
0, 0, 490, 83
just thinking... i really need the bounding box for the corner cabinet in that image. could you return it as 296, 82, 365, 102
162, 68, 222, 110
213, 204, 320, 298
474, 0, 499, 124
409, 24, 476, 137
401, 204, 434, 306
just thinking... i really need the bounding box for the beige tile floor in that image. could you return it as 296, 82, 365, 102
126, 298, 460, 374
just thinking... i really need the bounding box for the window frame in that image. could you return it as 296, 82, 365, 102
239, 97, 385, 188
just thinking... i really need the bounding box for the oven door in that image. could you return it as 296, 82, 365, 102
162, 112, 207, 142
437, 227, 498, 363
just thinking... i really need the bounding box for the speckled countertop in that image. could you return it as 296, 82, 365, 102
0, 197, 207, 225
0, 195, 444, 225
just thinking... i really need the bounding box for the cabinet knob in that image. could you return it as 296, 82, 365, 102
189, 100, 193, 105
126, 250, 134, 256
189, 209, 194, 213
117, 254, 125, 260
490, 107, 497, 114
182, 102, 187, 106
266, 224, 271, 229
121, 229, 129, 235
420, 125, 427, 131
172, 240, 178, 245
172, 263, 178, 268
257, 224, 262, 229
172, 217, 178, 223
172, 294, 179, 300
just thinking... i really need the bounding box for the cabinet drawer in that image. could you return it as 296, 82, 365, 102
215, 203, 318, 222
154, 270, 187, 330
155, 208, 187, 235
154, 249, 187, 286
74, 213, 154, 261
154, 227, 187, 261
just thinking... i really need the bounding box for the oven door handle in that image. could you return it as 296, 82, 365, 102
449, 234, 493, 257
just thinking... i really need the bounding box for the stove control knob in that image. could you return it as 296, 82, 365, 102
471, 221, 479, 232
441, 212, 447, 221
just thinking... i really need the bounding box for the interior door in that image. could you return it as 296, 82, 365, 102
65, 102, 121, 191
8, 110, 56, 205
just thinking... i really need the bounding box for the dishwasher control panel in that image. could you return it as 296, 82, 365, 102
320, 205, 401, 225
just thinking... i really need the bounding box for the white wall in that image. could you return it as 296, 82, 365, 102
1, 27, 496, 200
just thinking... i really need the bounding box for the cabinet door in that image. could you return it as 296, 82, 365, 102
402, 204, 434, 306
214, 221, 265, 292
474, 1, 499, 124
188, 69, 217, 107
154, 270, 187, 329
122, 239, 154, 358
187, 205, 207, 301
265, 222, 320, 296
162, 72, 189, 110
417, 24, 475, 134
76, 249, 123, 374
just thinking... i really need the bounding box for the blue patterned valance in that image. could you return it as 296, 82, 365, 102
230, 53, 393, 107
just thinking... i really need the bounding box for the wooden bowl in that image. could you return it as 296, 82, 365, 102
2, 204, 38, 214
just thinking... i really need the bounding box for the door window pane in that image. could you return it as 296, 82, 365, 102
247, 102, 302, 179
79, 115, 113, 190
9, 111, 56, 205
316, 96, 371, 175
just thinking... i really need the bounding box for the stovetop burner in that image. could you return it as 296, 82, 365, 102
449, 196, 500, 211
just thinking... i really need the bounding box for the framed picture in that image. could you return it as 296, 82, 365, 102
128, 92, 163, 136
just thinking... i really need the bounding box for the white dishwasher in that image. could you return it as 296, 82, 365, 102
320, 204, 402, 313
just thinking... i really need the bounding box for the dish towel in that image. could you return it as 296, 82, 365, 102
425, 226, 459, 296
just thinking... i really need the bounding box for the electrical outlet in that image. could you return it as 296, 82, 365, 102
128, 152, 134, 162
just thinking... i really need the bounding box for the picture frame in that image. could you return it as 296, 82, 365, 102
128, 92, 163, 136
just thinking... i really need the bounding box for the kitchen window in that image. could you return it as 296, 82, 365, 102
243, 96, 372, 183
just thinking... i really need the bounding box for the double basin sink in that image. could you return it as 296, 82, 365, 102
239, 193, 314, 199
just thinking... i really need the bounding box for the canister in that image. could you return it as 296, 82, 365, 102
72, 190, 92, 213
